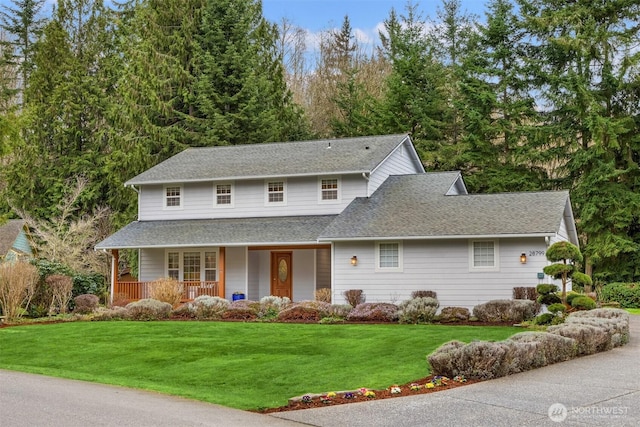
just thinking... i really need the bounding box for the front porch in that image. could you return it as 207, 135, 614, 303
114, 280, 222, 302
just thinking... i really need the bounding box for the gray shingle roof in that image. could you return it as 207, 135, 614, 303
0, 220, 26, 255
319, 174, 572, 240
126, 134, 415, 185
95, 216, 337, 249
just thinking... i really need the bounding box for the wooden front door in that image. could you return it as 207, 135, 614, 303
271, 252, 292, 299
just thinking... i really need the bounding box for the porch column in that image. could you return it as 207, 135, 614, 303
219, 247, 226, 298
111, 249, 119, 304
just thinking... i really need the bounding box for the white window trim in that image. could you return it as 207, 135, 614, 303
214, 182, 234, 208
163, 184, 183, 210
165, 249, 219, 282
264, 179, 287, 206
318, 176, 341, 204
469, 239, 500, 272
375, 241, 403, 272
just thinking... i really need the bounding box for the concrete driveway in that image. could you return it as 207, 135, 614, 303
1, 315, 638, 426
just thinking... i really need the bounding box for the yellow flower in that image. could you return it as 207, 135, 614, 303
426, 382, 435, 389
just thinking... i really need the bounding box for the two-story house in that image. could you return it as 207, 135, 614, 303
96, 134, 579, 309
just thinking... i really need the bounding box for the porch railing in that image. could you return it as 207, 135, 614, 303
115, 281, 221, 302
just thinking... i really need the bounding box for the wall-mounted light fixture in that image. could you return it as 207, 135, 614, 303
520, 253, 527, 264
350, 255, 358, 266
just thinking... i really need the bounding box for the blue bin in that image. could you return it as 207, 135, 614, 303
232, 293, 245, 301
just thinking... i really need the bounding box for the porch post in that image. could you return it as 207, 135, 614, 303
219, 247, 226, 298
111, 249, 119, 304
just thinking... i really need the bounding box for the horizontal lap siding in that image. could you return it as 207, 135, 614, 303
138, 175, 367, 220
333, 238, 549, 311
139, 248, 165, 282
225, 247, 247, 298
369, 142, 422, 195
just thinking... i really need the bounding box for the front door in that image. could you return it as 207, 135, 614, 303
271, 252, 292, 299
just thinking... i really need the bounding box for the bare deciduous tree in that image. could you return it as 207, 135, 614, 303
0, 261, 39, 320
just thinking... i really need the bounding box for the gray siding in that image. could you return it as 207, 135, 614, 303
248, 251, 259, 300
368, 141, 423, 195
332, 238, 550, 311
225, 247, 247, 298
139, 248, 165, 282
138, 175, 368, 220
316, 248, 331, 290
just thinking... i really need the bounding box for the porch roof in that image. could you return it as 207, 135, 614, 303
95, 215, 337, 249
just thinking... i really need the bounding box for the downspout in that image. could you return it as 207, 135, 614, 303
362, 172, 370, 196
128, 184, 140, 221
101, 249, 117, 305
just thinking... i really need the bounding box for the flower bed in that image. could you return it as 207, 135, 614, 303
257, 375, 474, 413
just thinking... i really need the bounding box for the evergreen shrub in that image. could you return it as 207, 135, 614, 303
125, 298, 172, 320
73, 294, 99, 314
190, 295, 229, 319
346, 302, 399, 322
397, 297, 439, 324
472, 299, 537, 323
571, 296, 596, 310
438, 306, 470, 323
600, 283, 640, 308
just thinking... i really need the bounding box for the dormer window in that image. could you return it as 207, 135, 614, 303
164, 185, 182, 208
266, 180, 286, 205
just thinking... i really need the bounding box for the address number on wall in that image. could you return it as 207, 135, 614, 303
528, 250, 546, 256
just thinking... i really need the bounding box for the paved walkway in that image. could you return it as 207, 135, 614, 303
1, 316, 638, 426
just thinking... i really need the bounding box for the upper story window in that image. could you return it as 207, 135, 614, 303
375, 241, 403, 272
215, 183, 233, 207
164, 185, 182, 209
470, 240, 499, 271
320, 178, 340, 203
266, 180, 286, 205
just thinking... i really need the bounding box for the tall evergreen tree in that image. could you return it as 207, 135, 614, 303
518, 0, 640, 281
0, 0, 47, 103
195, 0, 306, 145
4, 0, 117, 219
379, 4, 448, 164
458, 0, 547, 193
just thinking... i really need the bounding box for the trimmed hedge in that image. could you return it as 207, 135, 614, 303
428, 308, 628, 380
346, 303, 399, 322
439, 307, 470, 323
397, 297, 439, 324
125, 298, 172, 320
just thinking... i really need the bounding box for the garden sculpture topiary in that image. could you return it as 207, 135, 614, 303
542, 241, 584, 303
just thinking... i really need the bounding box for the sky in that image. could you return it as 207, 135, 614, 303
262, 0, 489, 48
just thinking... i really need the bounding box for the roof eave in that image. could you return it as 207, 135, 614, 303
319, 233, 557, 242
96, 240, 323, 250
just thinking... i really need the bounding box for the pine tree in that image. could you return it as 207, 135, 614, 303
195, 0, 306, 145
4, 0, 117, 219
0, 0, 47, 103
379, 4, 448, 163
458, 0, 548, 193
518, 0, 640, 281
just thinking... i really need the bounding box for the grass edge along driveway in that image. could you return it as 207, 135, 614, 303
0, 321, 519, 410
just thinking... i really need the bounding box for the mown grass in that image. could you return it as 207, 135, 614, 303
0, 321, 519, 410
625, 308, 640, 315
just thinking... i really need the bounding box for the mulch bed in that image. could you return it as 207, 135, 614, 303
256, 375, 480, 413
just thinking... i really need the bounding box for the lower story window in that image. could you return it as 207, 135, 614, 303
166, 250, 218, 281
376, 241, 403, 272
470, 240, 499, 271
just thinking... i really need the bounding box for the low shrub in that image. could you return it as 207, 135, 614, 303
73, 294, 99, 314
343, 289, 366, 307
259, 296, 291, 318
512, 287, 537, 301
346, 302, 399, 322
111, 292, 131, 308
508, 331, 577, 365
93, 306, 128, 321
534, 313, 555, 325
46, 274, 73, 314
148, 278, 183, 308
0, 261, 39, 320
315, 288, 331, 303
571, 296, 596, 311
600, 282, 640, 308
190, 295, 229, 319
536, 284, 558, 295
221, 308, 258, 321
438, 306, 470, 323
472, 299, 538, 323
565, 292, 582, 305
548, 323, 609, 355
411, 290, 437, 299
537, 293, 561, 305
397, 297, 439, 324
327, 304, 353, 318
229, 299, 260, 312
567, 309, 629, 346
278, 305, 322, 322
547, 303, 566, 314
125, 298, 172, 321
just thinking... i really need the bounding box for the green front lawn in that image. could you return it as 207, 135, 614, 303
0, 321, 519, 410
626, 308, 640, 315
